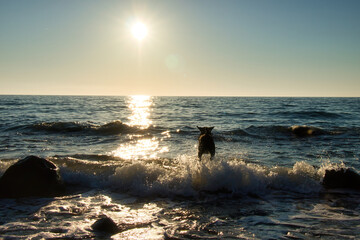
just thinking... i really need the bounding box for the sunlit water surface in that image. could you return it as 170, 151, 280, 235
0, 96, 360, 239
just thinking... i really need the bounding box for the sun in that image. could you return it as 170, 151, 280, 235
131, 22, 148, 41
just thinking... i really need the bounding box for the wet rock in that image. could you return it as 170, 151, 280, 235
322, 168, 360, 190
290, 125, 324, 137
91, 217, 120, 234
0, 155, 65, 198
91, 216, 152, 235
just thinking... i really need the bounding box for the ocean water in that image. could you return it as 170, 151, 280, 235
0, 95, 359, 239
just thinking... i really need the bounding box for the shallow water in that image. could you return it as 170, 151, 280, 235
0, 96, 360, 239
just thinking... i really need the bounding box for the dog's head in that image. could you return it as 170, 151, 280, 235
197, 126, 214, 135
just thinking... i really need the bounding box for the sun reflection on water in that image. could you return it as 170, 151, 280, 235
113, 96, 169, 160
114, 137, 158, 160
127, 95, 152, 129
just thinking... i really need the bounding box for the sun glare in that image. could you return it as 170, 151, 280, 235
112, 95, 170, 160
127, 95, 152, 129
131, 22, 148, 41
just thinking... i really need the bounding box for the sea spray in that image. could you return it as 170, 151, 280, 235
268, 161, 322, 193
106, 157, 325, 197
3, 155, 350, 198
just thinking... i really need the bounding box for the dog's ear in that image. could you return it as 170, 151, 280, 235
208, 127, 214, 132
197, 126, 205, 134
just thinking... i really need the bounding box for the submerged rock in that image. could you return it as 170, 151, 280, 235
0, 155, 65, 198
290, 125, 324, 137
91, 217, 120, 234
322, 168, 360, 190
91, 216, 152, 235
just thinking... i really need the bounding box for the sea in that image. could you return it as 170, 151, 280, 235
0, 95, 359, 239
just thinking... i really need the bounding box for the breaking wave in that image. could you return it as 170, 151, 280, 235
38, 155, 353, 198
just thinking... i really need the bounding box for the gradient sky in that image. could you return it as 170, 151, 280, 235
1, 0, 359, 96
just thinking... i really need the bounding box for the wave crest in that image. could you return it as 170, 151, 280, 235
43, 156, 358, 198
272, 110, 343, 119
109, 159, 322, 196
28, 121, 145, 135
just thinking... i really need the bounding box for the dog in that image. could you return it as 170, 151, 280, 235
197, 126, 215, 161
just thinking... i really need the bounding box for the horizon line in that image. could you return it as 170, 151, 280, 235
0, 93, 359, 98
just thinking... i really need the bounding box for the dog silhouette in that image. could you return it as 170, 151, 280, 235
197, 126, 215, 161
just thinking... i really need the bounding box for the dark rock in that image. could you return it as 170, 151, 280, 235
91, 216, 152, 235
91, 217, 119, 234
322, 168, 360, 190
0, 156, 65, 198
290, 125, 324, 137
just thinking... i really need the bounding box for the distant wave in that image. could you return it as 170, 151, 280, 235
96, 121, 143, 134
18, 121, 158, 135
271, 110, 343, 119
32, 155, 352, 198
5, 121, 359, 139
223, 129, 251, 136
219, 125, 354, 140
32, 122, 92, 133
245, 125, 292, 136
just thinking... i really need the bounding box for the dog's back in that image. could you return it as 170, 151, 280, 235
197, 126, 215, 160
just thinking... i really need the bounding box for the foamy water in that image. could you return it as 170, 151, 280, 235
0, 96, 359, 239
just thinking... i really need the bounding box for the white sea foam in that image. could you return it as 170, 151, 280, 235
268, 161, 322, 193
56, 156, 333, 197
1, 155, 351, 198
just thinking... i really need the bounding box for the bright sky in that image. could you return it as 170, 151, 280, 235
0, 0, 359, 97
